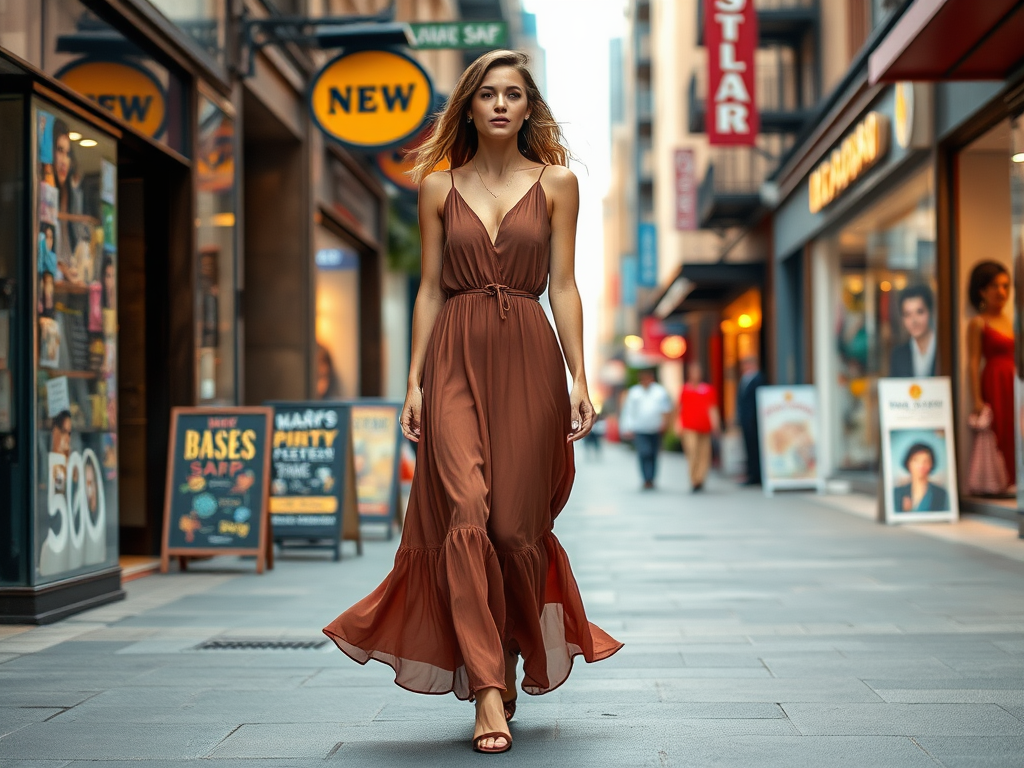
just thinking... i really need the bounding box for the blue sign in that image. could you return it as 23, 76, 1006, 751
316, 248, 359, 271
637, 223, 658, 288
621, 255, 637, 308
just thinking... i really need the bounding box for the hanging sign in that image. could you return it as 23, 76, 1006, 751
408, 21, 508, 50
878, 378, 959, 524
309, 49, 434, 151
56, 58, 167, 139
161, 407, 274, 573
705, 0, 758, 146
637, 223, 658, 288
267, 402, 362, 561
349, 401, 405, 538
755, 386, 824, 496
675, 149, 697, 230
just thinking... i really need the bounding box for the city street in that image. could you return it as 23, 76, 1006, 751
2, 443, 1023, 768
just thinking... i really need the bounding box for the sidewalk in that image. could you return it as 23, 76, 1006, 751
1, 443, 1023, 767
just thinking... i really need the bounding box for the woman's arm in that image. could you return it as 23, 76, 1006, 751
400, 172, 450, 442
966, 316, 985, 413
545, 166, 594, 443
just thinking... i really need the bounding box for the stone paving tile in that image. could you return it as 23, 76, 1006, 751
781, 702, 1024, 736
0, 708, 64, 738
912, 736, 1024, 768
0, 722, 238, 760
1000, 704, 1024, 722
657, 677, 884, 703
0, 691, 101, 708
760, 655, 958, 678
873, 689, 1024, 706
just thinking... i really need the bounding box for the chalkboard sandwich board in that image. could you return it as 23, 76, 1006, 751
267, 401, 362, 561
348, 400, 405, 539
161, 407, 274, 574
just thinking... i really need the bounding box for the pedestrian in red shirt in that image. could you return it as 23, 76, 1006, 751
678, 362, 720, 492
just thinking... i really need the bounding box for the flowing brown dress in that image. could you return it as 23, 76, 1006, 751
323, 167, 622, 699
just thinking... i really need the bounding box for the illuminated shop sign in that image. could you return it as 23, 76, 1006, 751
55, 59, 167, 139
309, 49, 434, 151
808, 112, 890, 214
705, 0, 759, 146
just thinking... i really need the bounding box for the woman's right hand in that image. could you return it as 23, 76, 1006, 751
401, 387, 423, 442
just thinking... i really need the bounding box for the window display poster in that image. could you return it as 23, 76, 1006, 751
33, 100, 118, 583
878, 377, 959, 524
755, 385, 824, 495
350, 402, 404, 535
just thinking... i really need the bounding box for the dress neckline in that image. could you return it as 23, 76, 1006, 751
448, 168, 547, 249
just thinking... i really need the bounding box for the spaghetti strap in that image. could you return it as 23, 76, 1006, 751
449, 169, 456, 190
537, 164, 547, 181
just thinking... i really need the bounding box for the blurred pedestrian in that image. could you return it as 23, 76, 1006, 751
737, 355, 765, 486
679, 361, 720, 492
321, 50, 622, 756
621, 367, 673, 489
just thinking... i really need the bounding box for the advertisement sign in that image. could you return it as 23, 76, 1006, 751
408, 21, 508, 50
705, 0, 758, 146
878, 378, 959, 524
808, 112, 889, 214
637, 223, 658, 288
350, 402, 405, 537
755, 386, 824, 496
675, 149, 697, 230
56, 59, 168, 140
309, 49, 434, 151
161, 407, 274, 573
267, 402, 361, 561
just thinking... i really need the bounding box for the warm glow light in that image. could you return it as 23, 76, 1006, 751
661, 335, 686, 359
846, 276, 865, 293
894, 274, 908, 290
1013, 152, 1024, 163
880, 280, 892, 292
211, 212, 236, 227
624, 334, 644, 351
737, 314, 754, 329
720, 319, 736, 334
78, 138, 98, 147
68, 132, 83, 141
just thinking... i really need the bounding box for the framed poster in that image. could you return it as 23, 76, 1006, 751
267, 402, 362, 561
755, 385, 824, 496
161, 407, 274, 573
878, 377, 959, 524
349, 401, 404, 537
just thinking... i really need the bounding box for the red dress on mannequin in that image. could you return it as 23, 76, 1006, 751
981, 323, 1016, 485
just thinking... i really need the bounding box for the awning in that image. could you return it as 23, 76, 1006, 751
647, 263, 764, 319
869, 0, 1024, 84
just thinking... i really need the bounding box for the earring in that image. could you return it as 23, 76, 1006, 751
467, 116, 472, 123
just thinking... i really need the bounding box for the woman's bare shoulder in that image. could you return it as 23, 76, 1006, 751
420, 170, 452, 197
542, 164, 577, 186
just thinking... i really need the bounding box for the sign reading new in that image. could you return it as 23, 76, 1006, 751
309, 49, 434, 151
705, 0, 759, 146
56, 59, 167, 139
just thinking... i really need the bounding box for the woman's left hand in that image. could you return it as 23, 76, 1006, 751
567, 381, 595, 443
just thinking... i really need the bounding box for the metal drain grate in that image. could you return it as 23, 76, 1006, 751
195, 638, 329, 651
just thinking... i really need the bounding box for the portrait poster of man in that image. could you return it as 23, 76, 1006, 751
879, 377, 959, 524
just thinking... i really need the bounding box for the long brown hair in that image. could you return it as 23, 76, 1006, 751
410, 50, 568, 183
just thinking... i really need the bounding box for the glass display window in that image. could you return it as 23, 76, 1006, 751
195, 92, 237, 404
31, 98, 119, 584
814, 166, 936, 474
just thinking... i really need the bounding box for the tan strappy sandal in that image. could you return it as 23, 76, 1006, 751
473, 731, 512, 754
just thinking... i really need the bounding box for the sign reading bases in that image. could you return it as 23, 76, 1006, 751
56, 59, 167, 139
705, 0, 759, 146
409, 22, 507, 50
309, 49, 434, 151
808, 111, 890, 214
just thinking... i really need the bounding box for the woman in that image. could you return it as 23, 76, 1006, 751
966, 261, 1014, 486
323, 50, 622, 754
889, 284, 937, 378
678, 361, 720, 492
894, 442, 950, 512
52, 120, 89, 284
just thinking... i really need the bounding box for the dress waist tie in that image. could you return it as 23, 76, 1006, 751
449, 284, 539, 320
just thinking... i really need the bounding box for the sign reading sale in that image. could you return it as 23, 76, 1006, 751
705, 0, 759, 146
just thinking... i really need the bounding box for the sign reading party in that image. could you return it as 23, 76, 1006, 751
705, 0, 758, 146
878, 378, 959, 525
309, 49, 434, 151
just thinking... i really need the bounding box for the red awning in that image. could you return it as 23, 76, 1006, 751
869, 0, 1024, 84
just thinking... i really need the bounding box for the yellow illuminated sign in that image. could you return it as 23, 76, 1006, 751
808, 112, 890, 214
57, 59, 167, 139
309, 49, 434, 151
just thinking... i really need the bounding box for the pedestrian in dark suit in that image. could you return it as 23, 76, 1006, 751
889, 284, 937, 378
737, 356, 765, 485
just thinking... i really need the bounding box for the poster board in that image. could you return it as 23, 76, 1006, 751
878, 377, 959, 524
161, 407, 274, 573
349, 400, 404, 538
756, 385, 824, 496
267, 402, 361, 561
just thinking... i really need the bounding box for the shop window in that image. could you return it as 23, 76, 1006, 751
31, 98, 119, 584
195, 93, 237, 404
817, 167, 936, 473
147, 0, 227, 69
315, 228, 361, 400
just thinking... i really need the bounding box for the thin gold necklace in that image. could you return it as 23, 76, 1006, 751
473, 160, 521, 198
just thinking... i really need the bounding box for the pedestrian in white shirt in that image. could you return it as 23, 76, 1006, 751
620, 368, 674, 489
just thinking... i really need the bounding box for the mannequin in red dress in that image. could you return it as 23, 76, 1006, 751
966, 261, 1015, 488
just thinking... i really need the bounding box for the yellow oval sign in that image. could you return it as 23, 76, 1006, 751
310, 49, 434, 151
57, 59, 167, 139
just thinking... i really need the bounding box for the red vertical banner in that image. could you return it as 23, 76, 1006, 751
674, 148, 697, 230
706, 0, 759, 146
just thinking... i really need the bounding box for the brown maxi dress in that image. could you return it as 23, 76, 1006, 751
323, 166, 622, 700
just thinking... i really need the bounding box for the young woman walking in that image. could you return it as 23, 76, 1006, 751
323, 50, 622, 754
